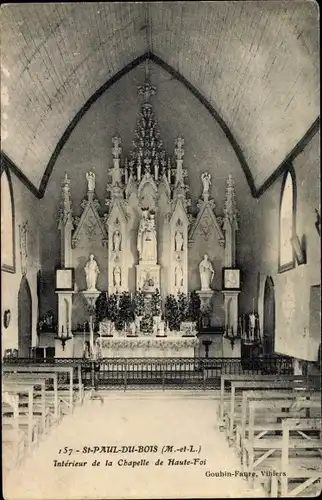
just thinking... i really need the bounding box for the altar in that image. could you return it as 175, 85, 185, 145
97, 335, 198, 358
55, 71, 240, 360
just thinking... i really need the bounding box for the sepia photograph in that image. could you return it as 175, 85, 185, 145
1, 1, 320, 499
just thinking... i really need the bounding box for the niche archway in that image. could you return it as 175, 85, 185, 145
18, 276, 32, 357
263, 276, 275, 355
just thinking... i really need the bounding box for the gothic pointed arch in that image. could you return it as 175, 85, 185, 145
1, 166, 15, 273
278, 166, 296, 273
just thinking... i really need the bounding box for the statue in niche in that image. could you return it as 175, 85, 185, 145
175, 266, 184, 289
175, 231, 184, 252
113, 266, 122, 287
113, 230, 122, 252
201, 172, 211, 197
84, 254, 100, 291
86, 171, 95, 192
137, 210, 157, 263
199, 254, 215, 290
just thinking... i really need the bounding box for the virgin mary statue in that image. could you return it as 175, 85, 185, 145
137, 211, 157, 263
199, 254, 215, 290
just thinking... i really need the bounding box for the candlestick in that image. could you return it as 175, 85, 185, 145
252, 298, 255, 315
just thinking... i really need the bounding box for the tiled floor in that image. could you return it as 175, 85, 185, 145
3, 391, 266, 499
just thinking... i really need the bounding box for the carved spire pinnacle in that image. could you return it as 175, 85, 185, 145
112, 136, 122, 159
224, 174, 238, 229
129, 72, 169, 182
58, 173, 73, 230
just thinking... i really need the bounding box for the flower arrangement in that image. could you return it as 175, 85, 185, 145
188, 290, 201, 322
165, 294, 180, 331
133, 289, 145, 317
115, 291, 134, 330
106, 293, 118, 323
177, 292, 189, 323
151, 288, 161, 317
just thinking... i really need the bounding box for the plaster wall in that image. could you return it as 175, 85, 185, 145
1, 171, 41, 353
239, 133, 320, 361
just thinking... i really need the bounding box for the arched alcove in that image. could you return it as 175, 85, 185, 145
18, 276, 32, 357
263, 276, 275, 355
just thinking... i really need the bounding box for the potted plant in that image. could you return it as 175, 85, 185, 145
106, 293, 118, 323
188, 290, 201, 323
165, 294, 180, 331
116, 291, 134, 331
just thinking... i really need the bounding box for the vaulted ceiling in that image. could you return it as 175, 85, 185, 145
1, 1, 319, 197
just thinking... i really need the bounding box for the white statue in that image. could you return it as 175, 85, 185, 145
86, 171, 95, 192
113, 266, 121, 287
113, 230, 121, 252
175, 266, 184, 289
199, 254, 215, 290
175, 231, 184, 252
84, 254, 100, 291
201, 172, 211, 196
137, 210, 157, 263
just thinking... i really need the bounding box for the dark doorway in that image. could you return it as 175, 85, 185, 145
18, 276, 32, 357
263, 276, 275, 355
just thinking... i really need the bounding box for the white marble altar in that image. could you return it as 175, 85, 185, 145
56, 73, 240, 358
97, 336, 198, 358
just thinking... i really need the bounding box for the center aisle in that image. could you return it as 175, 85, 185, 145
4, 390, 265, 499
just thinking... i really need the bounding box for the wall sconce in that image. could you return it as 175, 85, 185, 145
224, 326, 237, 349
55, 327, 72, 351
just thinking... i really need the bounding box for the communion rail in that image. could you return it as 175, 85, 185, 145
2, 356, 293, 390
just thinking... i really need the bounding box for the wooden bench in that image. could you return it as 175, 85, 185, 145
273, 418, 322, 497
242, 399, 322, 479
3, 382, 40, 452
3, 365, 84, 411
3, 372, 61, 424
225, 379, 315, 442
218, 374, 318, 428
235, 389, 320, 455
2, 392, 26, 468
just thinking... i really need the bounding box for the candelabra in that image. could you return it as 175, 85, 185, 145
224, 325, 239, 349
239, 313, 261, 345
55, 326, 72, 351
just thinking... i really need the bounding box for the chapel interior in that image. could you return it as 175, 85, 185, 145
1, 2, 321, 499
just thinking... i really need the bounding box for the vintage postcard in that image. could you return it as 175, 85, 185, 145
1, 1, 320, 499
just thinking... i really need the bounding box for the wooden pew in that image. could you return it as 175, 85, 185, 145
3, 377, 48, 432
4, 372, 61, 425
2, 391, 26, 468
276, 418, 322, 497
242, 399, 322, 480
225, 379, 315, 442
235, 389, 320, 455
218, 374, 317, 429
3, 365, 82, 412
2, 383, 39, 451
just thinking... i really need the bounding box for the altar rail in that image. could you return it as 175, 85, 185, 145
3, 356, 293, 390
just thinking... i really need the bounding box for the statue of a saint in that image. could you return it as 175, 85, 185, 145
175, 266, 184, 289
113, 230, 121, 252
201, 172, 211, 196
175, 231, 184, 252
137, 210, 157, 263
113, 266, 121, 287
199, 254, 215, 290
86, 171, 95, 192
84, 254, 100, 291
